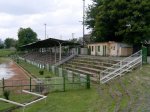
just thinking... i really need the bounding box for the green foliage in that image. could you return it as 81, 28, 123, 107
39, 70, 44, 75
0, 39, 4, 49
0, 43, 4, 49
4, 38, 17, 48
3, 90, 10, 100
86, 0, 150, 44
0, 49, 16, 57
17, 27, 38, 49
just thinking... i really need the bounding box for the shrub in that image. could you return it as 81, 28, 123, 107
3, 90, 10, 100
39, 70, 44, 75
45, 75, 51, 78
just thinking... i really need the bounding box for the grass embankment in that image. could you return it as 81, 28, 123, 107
17, 60, 54, 78
1, 57, 150, 112
15, 64, 150, 112
0, 49, 16, 57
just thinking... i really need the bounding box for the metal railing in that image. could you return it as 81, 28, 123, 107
100, 50, 142, 83
54, 53, 77, 67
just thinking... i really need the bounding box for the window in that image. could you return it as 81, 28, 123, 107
92, 46, 94, 51
89, 46, 91, 51
98, 46, 100, 52
113, 46, 115, 50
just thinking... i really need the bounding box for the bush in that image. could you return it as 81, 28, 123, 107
3, 90, 10, 100
45, 75, 51, 78
39, 70, 44, 75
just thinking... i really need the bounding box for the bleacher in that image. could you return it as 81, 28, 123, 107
60, 55, 120, 81
21, 51, 70, 65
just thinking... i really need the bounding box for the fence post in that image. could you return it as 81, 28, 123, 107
63, 75, 66, 92
86, 75, 90, 89
142, 46, 147, 64
30, 77, 32, 92
2, 78, 5, 93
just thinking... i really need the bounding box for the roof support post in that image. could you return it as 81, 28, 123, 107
59, 43, 62, 61
55, 46, 56, 63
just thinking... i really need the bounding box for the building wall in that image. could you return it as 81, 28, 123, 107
80, 48, 88, 55
119, 47, 133, 56
88, 43, 108, 56
88, 42, 133, 57
109, 43, 119, 56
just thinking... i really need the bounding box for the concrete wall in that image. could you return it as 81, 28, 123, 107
80, 48, 88, 55
88, 43, 108, 56
109, 43, 119, 56
88, 42, 133, 57
119, 47, 133, 56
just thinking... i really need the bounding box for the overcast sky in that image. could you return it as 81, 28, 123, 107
0, 0, 92, 41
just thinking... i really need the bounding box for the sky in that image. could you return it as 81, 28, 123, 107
0, 0, 92, 41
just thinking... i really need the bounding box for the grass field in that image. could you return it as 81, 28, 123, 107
17, 59, 54, 78
0, 49, 16, 57
0, 57, 150, 112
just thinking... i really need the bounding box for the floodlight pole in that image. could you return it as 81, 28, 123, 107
82, 0, 85, 46
44, 23, 47, 39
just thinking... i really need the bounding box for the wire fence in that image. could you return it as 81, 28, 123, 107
0, 71, 90, 96
0, 55, 91, 96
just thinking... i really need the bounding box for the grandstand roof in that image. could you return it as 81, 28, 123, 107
21, 38, 80, 49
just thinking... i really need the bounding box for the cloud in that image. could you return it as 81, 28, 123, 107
0, 0, 92, 41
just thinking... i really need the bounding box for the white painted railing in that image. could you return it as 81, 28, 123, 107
100, 50, 142, 84
0, 90, 47, 112
54, 53, 77, 67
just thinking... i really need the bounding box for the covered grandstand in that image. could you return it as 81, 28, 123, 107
20, 38, 80, 69
19, 38, 143, 83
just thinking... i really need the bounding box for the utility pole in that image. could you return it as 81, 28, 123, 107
83, 0, 85, 46
72, 33, 75, 39
44, 23, 47, 39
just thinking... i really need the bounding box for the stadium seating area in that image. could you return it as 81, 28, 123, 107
60, 55, 120, 81
21, 51, 70, 65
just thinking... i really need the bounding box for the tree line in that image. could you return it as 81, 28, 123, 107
85, 0, 150, 44
0, 27, 38, 50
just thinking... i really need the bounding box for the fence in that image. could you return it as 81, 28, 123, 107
2, 55, 90, 95
0, 71, 90, 96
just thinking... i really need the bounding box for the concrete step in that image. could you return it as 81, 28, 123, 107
74, 57, 118, 63
66, 61, 115, 70
71, 59, 115, 67
63, 63, 102, 74
64, 66, 98, 77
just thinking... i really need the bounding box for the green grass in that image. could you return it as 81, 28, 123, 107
0, 91, 37, 111
17, 60, 54, 78
1, 57, 150, 112
15, 88, 99, 112
12, 64, 150, 112
0, 49, 16, 57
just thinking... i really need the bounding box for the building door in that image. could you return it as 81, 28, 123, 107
103, 45, 107, 56
95, 46, 98, 55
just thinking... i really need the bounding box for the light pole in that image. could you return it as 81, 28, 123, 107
83, 0, 85, 46
44, 23, 47, 39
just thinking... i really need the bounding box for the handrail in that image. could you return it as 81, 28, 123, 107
100, 50, 142, 76
54, 53, 77, 67
101, 56, 142, 81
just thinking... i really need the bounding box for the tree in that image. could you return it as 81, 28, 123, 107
85, 0, 150, 44
4, 38, 17, 48
0, 39, 4, 49
17, 27, 38, 47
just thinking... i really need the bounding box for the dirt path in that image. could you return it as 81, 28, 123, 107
8, 61, 29, 80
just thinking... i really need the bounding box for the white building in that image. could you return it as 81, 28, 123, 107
88, 41, 133, 56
